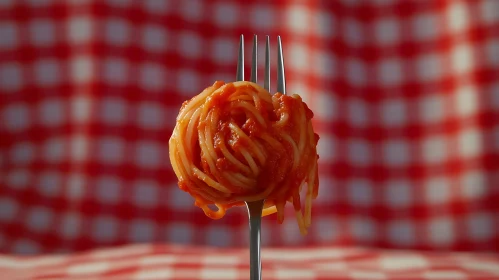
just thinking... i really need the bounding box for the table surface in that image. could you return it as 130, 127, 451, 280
1, 244, 498, 280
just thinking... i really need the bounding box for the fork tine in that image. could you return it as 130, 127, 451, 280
237, 34, 244, 81
264, 36, 270, 91
277, 36, 286, 95
251, 35, 257, 83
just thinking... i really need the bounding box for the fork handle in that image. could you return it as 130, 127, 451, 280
246, 200, 264, 280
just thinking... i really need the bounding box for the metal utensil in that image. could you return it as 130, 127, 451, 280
237, 34, 286, 280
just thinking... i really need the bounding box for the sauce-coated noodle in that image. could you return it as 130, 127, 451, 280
169, 81, 319, 234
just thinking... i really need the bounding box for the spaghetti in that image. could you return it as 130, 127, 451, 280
169, 81, 319, 234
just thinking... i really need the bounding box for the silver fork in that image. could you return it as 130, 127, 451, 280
237, 34, 286, 280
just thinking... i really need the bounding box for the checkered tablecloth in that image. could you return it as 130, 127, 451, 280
1, 244, 499, 280
1, 0, 499, 256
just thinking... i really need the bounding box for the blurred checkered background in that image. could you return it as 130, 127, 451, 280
0, 0, 498, 255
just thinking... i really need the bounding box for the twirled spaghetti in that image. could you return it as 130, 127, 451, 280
169, 81, 319, 234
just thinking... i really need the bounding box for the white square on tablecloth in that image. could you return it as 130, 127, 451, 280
0, 22, 17, 49
288, 41, 310, 72
378, 58, 404, 86
315, 92, 337, 120
42, 137, 65, 163
419, 93, 445, 124
347, 139, 372, 166
27, 0, 52, 6
132, 180, 159, 207
10, 142, 34, 164
421, 135, 448, 164
286, 4, 311, 35
490, 82, 499, 110
70, 134, 89, 162
26, 206, 53, 233
206, 226, 233, 247
66, 173, 86, 199
200, 268, 240, 280
345, 58, 367, 86
98, 137, 125, 164
137, 102, 165, 130
38, 98, 65, 126
37, 171, 62, 197
6, 169, 30, 189
212, 36, 236, 65
466, 212, 494, 241
384, 179, 412, 208
166, 222, 194, 244
380, 99, 406, 127
480, 0, 499, 23
105, 0, 131, 7
374, 17, 399, 45
387, 219, 416, 246
0, 197, 18, 222
213, 1, 238, 27
178, 31, 202, 59
128, 219, 156, 242
314, 216, 338, 242
347, 97, 369, 126
0, 62, 23, 92
351, 216, 377, 242
455, 84, 479, 117
451, 43, 475, 75
177, 69, 200, 97
382, 139, 410, 166
71, 95, 92, 123
317, 132, 334, 162
68, 16, 92, 44
104, 18, 130, 46
95, 176, 122, 203
30, 19, 55, 46
135, 141, 162, 168
314, 50, 337, 79
289, 81, 310, 103
347, 179, 373, 206
250, 4, 275, 30
457, 127, 482, 159
343, 18, 364, 47
100, 97, 128, 125
67, 261, 110, 275
424, 271, 467, 279
380, 255, 428, 270
460, 170, 487, 199
91, 216, 120, 242
425, 176, 451, 204
447, 1, 470, 33
102, 57, 128, 85
142, 24, 167, 52
412, 12, 440, 40
316, 175, 337, 204
315, 11, 335, 38
0, 0, 14, 7
428, 216, 455, 246
169, 185, 194, 211
12, 239, 40, 254
485, 39, 499, 66
143, 0, 169, 14
134, 269, 173, 280
60, 212, 82, 239
70, 55, 93, 83
139, 62, 166, 91
179, 0, 204, 22
416, 53, 443, 82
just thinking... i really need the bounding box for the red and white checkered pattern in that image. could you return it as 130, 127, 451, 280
1, 244, 499, 280
1, 0, 499, 255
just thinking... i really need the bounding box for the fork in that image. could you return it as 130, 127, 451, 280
238, 34, 286, 280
